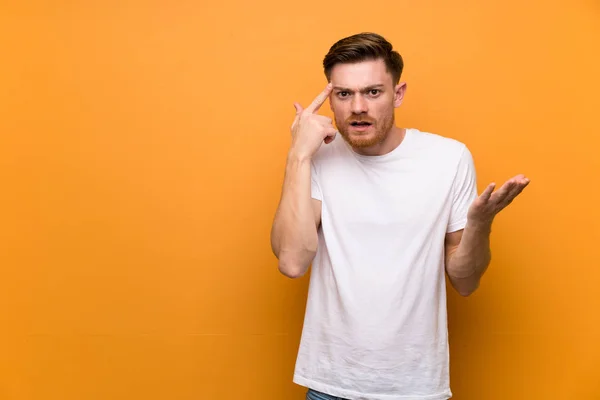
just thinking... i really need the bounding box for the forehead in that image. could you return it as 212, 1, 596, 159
329, 59, 393, 89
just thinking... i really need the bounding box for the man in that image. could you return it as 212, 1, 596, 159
270, 32, 529, 400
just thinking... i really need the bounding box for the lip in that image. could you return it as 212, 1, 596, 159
349, 123, 372, 132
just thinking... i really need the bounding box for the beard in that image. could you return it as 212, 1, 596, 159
335, 111, 395, 149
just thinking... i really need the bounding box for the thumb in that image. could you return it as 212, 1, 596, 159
291, 103, 303, 132
293, 102, 303, 115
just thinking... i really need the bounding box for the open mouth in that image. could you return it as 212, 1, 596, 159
350, 121, 372, 127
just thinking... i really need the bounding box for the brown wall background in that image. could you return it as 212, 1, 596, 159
1, 1, 599, 398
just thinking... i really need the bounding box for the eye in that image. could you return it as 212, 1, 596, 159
338, 91, 349, 97
369, 89, 380, 96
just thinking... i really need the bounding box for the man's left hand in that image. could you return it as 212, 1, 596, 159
467, 174, 531, 226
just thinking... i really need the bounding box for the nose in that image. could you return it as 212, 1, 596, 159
351, 94, 368, 114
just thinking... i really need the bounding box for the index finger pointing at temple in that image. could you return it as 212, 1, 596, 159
305, 83, 333, 114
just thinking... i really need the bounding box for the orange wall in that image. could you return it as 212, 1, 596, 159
1, 1, 599, 399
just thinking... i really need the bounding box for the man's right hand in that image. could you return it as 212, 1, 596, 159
289, 83, 338, 160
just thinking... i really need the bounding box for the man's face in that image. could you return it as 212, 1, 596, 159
328, 58, 405, 149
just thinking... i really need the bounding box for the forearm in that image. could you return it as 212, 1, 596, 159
446, 220, 493, 296
270, 153, 318, 278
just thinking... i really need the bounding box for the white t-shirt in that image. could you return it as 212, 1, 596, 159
293, 128, 478, 400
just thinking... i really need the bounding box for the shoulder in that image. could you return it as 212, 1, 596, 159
409, 128, 467, 152
310, 133, 346, 171
408, 128, 471, 164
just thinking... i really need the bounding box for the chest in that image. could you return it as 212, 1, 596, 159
319, 161, 454, 231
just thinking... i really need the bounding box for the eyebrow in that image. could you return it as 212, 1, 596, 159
332, 84, 385, 91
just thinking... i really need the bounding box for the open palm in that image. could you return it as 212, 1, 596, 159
468, 174, 530, 224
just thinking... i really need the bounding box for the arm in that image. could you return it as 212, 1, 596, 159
445, 175, 530, 296
444, 222, 492, 297
270, 155, 322, 278
270, 83, 336, 278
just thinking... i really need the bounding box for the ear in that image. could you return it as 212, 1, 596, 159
393, 82, 407, 108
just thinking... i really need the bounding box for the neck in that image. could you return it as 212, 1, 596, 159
352, 126, 406, 156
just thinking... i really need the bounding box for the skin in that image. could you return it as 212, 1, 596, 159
328, 59, 406, 156
271, 58, 530, 296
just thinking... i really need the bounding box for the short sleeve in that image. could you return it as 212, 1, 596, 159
447, 145, 478, 233
310, 159, 323, 201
